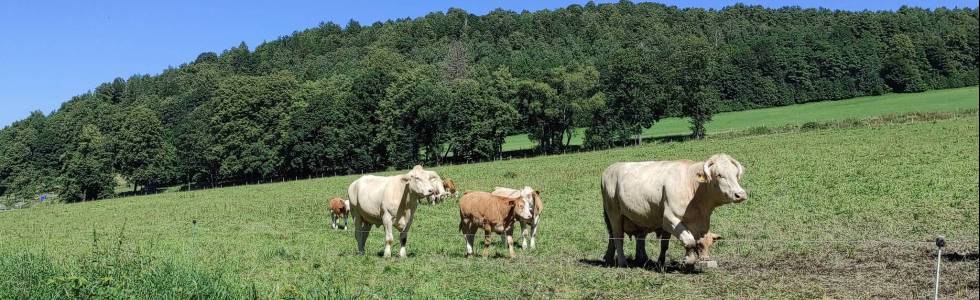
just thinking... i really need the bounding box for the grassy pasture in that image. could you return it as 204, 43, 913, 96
502, 86, 980, 151
1, 112, 977, 298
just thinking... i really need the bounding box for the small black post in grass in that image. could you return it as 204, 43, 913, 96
191, 219, 198, 259
933, 235, 945, 300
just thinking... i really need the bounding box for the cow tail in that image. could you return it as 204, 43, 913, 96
458, 210, 464, 233
602, 206, 612, 238
600, 181, 613, 239
347, 180, 358, 220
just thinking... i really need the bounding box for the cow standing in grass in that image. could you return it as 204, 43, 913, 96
492, 186, 543, 249
601, 154, 747, 267
329, 197, 350, 230
458, 189, 534, 258
348, 165, 446, 258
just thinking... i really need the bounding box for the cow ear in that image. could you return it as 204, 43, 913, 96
535, 190, 541, 196
733, 159, 744, 179
700, 161, 713, 182
400, 175, 410, 183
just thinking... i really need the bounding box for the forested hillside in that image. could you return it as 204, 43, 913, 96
1, 1, 977, 201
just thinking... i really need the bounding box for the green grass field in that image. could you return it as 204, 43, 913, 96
503, 86, 980, 151
2, 111, 977, 298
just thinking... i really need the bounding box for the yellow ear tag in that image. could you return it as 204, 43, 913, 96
697, 173, 708, 182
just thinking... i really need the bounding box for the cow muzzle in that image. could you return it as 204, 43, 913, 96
732, 190, 748, 203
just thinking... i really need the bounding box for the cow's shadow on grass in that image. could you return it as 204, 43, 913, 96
577, 258, 701, 274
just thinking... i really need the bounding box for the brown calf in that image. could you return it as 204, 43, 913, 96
458, 191, 533, 258
443, 179, 458, 196
697, 232, 722, 260
329, 197, 350, 230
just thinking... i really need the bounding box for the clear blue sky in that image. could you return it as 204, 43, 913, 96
1, 0, 975, 128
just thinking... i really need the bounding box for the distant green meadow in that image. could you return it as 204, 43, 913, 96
503, 86, 980, 151
2, 108, 977, 298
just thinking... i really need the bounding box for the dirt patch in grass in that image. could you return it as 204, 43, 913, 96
714, 243, 980, 299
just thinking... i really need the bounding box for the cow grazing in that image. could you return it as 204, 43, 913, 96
458, 189, 534, 258
348, 165, 445, 258
601, 153, 747, 267
443, 179, 458, 196
329, 197, 351, 230
491, 186, 543, 249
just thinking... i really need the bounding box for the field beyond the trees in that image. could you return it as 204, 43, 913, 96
503, 86, 980, 151
2, 109, 978, 298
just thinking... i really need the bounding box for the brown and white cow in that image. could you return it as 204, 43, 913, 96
329, 197, 351, 230
458, 189, 534, 258
491, 186, 543, 249
348, 165, 445, 258
443, 179, 458, 196
601, 153, 747, 267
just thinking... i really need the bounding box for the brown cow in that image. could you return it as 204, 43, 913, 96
458, 190, 533, 258
329, 197, 350, 230
443, 179, 458, 196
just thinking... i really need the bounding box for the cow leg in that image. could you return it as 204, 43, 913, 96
656, 230, 670, 268
342, 214, 349, 230
664, 220, 698, 265
506, 234, 516, 258
463, 228, 476, 257
397, 218, 414, 258
602, 209, 627, 267
482, 228, 493, 258
529, 217, 539, 249
520, 221, 530, 249
502, 225, 513, 247
634, 231, 649, 265
381, 214, 395, 258
353, 217, 370, 255
331, 214, 338, 230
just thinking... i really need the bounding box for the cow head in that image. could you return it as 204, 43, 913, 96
702, 154, 747, 203
429, 173, 449, 203
443, 179, 458, 196
404, 165, 441, 203
515, 187, 535, 220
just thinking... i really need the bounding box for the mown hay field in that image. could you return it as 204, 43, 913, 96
502, 86, 979, 151
1, 113, 978, 299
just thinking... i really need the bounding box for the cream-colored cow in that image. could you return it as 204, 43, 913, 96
601, 154, 747, 267
348, 165, 445, 258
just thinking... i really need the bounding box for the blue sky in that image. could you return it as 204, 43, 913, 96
1, 0, 975, 127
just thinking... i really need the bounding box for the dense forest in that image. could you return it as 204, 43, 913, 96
1, 1, 977, 201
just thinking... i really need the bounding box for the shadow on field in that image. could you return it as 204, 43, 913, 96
577, 258, 699, 274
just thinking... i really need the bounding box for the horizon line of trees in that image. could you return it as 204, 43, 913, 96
1, 1, 977, 202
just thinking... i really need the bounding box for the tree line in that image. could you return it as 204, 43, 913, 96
1, 1, 977, 201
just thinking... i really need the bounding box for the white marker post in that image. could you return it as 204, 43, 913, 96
933, 235, 945, 300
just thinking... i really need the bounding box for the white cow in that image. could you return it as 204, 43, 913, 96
492, 186, 543, 249
348, 165, 445, 257
601, 153, 747, 267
